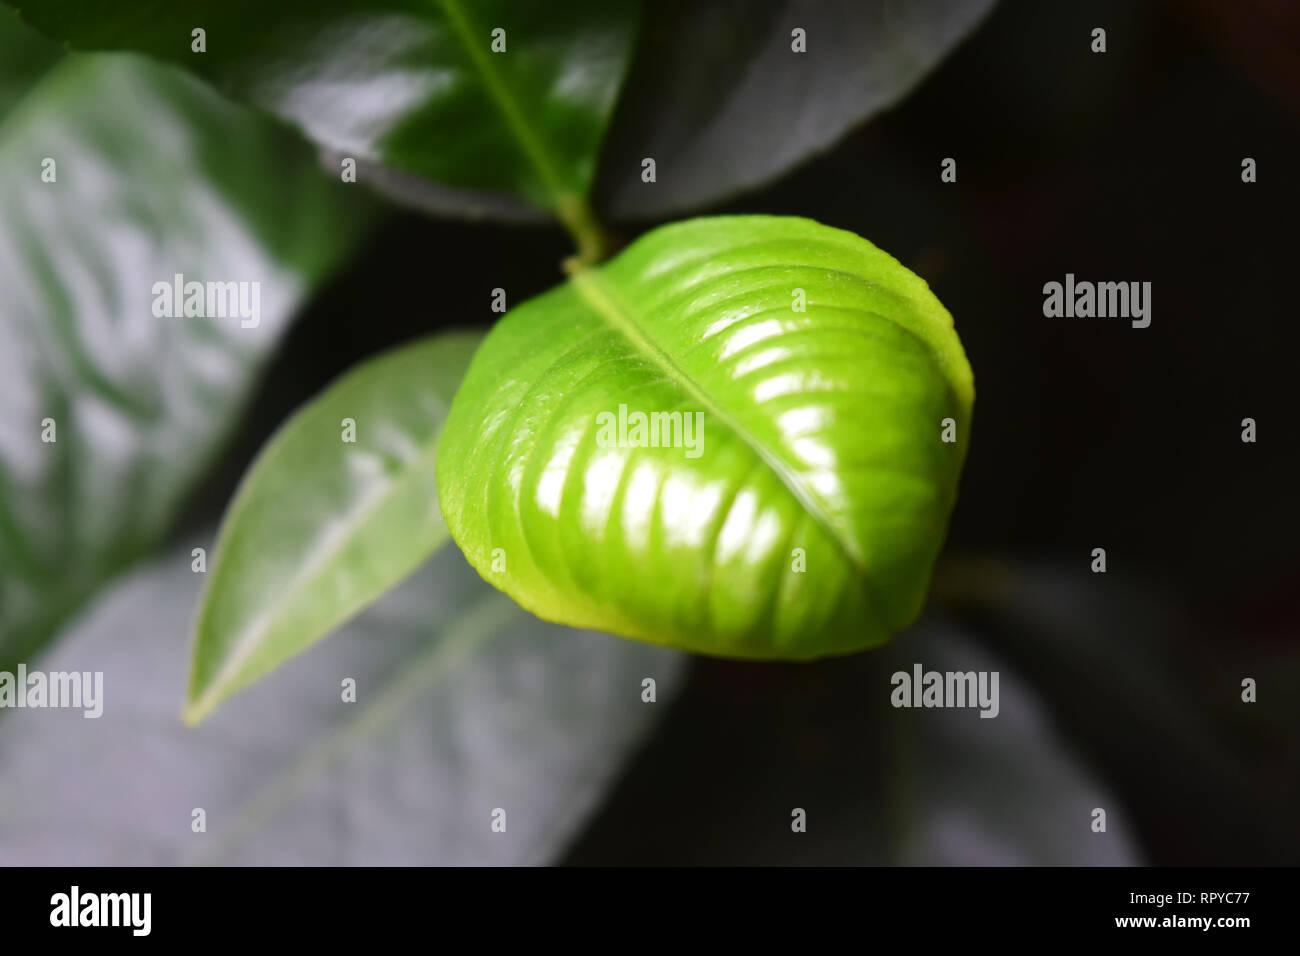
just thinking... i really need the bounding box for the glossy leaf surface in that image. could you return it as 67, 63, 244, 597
438, 216, 974, 658
7, 0, 640, 218
0, 14, 368, 670
186, 332, 483, 724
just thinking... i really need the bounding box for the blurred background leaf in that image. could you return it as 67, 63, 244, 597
0, 10, 371, 670
0, 6, 60, 119
884, 621, 1139, 865
0, 543, 685, 865
7, 0, 642, 225
565, 614, 1139, 864
595, 0, 997, 219
188, 332, 482, 724
941, 560, 1300, 865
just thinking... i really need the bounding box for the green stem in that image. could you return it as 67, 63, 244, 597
436, 0, 611, 265
556, 195, 608, 267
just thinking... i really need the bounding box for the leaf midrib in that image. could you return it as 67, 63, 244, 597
566, 266, 870, 576
434, 0, 568, 204
186, 407, 447, 724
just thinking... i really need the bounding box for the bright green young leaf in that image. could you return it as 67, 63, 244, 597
0, 543, 686, 864
0, 15, 369, 672
7, 0, 640, 241
437, 215, 974, 659
186, 332, 483, 725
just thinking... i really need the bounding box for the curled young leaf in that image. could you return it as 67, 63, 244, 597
437, 216, 974, 658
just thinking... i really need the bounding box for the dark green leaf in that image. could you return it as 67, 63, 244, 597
596, 0, 996, 218
0, 7, 60, 122
437, 215, 974, 658
940, 560, 1300, 864
8, 0, 641, 223
0, 26, 370, 669
0, 544, 686, 864
565, 615, 1138, 864
186, 332, 483, 725
879, 619, 1139, 864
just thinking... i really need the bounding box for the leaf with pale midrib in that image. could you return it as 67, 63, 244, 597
7, 0, 640, 229
437, 215, 974, 658
186, 332, 483, 725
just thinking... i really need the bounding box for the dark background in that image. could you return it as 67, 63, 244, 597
182, 0, 1300, 864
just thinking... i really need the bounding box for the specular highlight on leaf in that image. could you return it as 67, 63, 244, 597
437, 215, 974, 658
